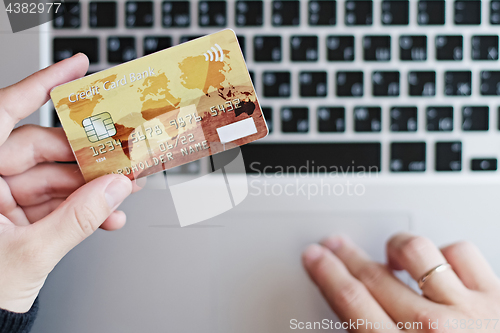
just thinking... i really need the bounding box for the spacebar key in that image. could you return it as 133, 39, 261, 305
240, 142, 381, 173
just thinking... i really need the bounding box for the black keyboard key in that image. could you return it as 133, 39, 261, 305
408, 71, 436, 96
481, 71, 500, 95
89, 2, 117, 28
472, 36, 499, 60
400, 36, 427, 61
263, 71, 290, 98
454, 0, 481, 25
241, 143, 381, 173
327, 36, 354, 61
336, 71, 363, 97
372, 71, 400, 97
236, 1, 263, 26
491, 0, 500, 24
53, 37, 99, 64
199, 1, 226, 27
179, 35, 203, 44
53, 2, 81, 29
354, 107, 381, 132
309, 0, 336, 26
471, 158, 497, 171
144, 36, 172, 55
445, 71, 471, 96
436, 36, 463, 61
390, 107, 417, 132
345, 0, 372, 25
107, 37, 136, 63
52, 108, 61, 127
390, 142, 426, 172
436, 142, 462, 171
237, 36, 246, 58
363, 36, 391, 61
281, 107, 309, 133
427, 106, 453, 131
126, 1, 154, 27
254, 36, 281, 62
162, 1, 190, 27
291, 36, 318, 62
272, 0, 300, 26
318, 107, 345, 132
462, 106, 489, 131
382, 0, 409, 25
262, 107, 273, 133
418, 0, 445, 25
300, 71, 327, 97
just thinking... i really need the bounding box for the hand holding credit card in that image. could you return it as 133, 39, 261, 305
50, 29, 268, 182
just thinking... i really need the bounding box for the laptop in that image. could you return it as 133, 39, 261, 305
2, 1, 500, 332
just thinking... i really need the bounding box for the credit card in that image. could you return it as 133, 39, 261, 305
50, 29, 268, 182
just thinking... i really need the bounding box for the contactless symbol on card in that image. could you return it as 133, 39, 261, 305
203, 44, 224, 62
82, 113, 117, 143
50, 29, 268, 182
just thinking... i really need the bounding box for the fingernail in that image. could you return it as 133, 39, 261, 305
105, 177, 132, 209
322, 236, 343, 251
303, 244, 324, 268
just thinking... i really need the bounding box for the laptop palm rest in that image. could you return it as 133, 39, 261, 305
34, 209, 409, 333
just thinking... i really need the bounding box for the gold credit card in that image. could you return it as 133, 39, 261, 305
50, 29, 268, 182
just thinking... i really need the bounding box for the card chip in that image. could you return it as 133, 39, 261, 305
82, 112, 117, 143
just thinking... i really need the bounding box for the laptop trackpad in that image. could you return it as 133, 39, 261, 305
33, 210, 409, 333
208, 211, 410, 333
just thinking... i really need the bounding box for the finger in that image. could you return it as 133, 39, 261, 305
100, 210, 127, 231
0, 53, 89, 145
387, 233, 469, 304
4, 163, 84, 207
23, 198, 64, 223
441, 241, 500, 291
322, 236, 437, 323
31, 174, 132, 260
0, 177, 29, 226
0, 125, 75, 176
303, 244, 396, 332
24, 199, 126, 231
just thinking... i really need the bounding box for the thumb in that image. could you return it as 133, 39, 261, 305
35, 174, 132, 258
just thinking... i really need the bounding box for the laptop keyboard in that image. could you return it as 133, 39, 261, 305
48, 0, 500, 175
